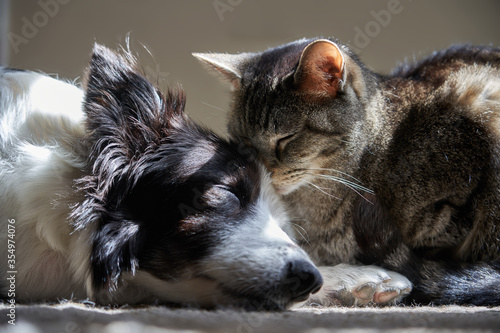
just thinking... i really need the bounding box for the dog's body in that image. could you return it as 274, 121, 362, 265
0, 68, 90, 301
0, 46, 323, 309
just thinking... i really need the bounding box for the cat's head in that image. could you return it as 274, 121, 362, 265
194, 38, 377, 195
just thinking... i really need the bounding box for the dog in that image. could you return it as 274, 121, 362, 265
0, 44, 323, 310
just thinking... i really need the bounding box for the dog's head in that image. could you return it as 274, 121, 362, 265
73, 44, 322, 310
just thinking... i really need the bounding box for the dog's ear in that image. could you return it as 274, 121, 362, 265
81, 45, 177, 295
83, 44, 187, 200
84, 43, 186, 157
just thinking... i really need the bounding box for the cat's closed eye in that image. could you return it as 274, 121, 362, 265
276, 133, 296, 159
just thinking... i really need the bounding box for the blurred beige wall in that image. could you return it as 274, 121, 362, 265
0, 0, 9, 66
5, 0, 500, 134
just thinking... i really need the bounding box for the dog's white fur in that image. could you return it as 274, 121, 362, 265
0, 70, 93, 301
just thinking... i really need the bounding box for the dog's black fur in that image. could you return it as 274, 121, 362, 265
74, 45, 260, 291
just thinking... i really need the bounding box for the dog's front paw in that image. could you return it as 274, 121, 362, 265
305, 264, 412, 307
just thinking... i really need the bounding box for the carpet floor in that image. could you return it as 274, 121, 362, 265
1, 303, 500, 333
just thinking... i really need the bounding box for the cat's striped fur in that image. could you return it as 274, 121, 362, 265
195, 38, 500, 305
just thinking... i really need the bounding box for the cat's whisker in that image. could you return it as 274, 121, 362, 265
306, 173, 374, 195
201, 102, 228, 113
306, 167, 363, 184
290, 222, 310, 244
305, 181, 342, 200
305, 175, 374, 204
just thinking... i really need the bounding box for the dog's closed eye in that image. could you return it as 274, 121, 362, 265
203, 185, 241, 214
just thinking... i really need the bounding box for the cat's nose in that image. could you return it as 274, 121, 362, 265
284, 260, 323, 302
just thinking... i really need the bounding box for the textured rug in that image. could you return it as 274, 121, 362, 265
1, 303, 500, 333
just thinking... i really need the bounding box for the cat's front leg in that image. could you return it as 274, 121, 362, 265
303, 264, 412, 307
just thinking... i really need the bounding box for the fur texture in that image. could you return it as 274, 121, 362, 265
0, 45, 324, 310
195, 39, 500, 305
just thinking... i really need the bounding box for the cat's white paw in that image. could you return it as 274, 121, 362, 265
304, 264, 412, 307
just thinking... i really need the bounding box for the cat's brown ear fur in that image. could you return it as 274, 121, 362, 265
294, 39, 345, 98
193, 52, 253, 90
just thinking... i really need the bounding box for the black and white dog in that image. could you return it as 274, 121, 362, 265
0, 44, 323, 309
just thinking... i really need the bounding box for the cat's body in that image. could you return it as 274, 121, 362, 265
195, 39, 500, 305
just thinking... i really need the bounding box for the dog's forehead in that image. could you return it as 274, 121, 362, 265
175, 139, 255, 179
177, 144, 215, 173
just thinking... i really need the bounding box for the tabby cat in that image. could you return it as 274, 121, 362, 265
194, 38, 500, 306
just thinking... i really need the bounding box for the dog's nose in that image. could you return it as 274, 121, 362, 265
285, 260, 323, 302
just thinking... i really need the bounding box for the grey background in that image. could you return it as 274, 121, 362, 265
3, 0, 500, 134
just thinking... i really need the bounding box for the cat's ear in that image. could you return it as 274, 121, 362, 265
193, 52, 253, 90
294, 39, 346, 98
